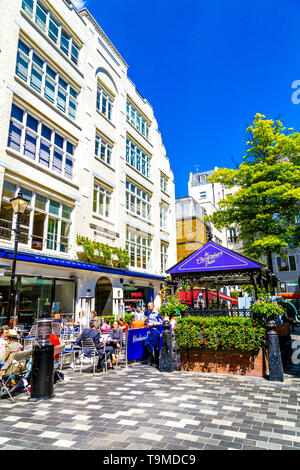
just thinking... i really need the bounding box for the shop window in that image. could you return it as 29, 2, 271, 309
1, 179, 72, 254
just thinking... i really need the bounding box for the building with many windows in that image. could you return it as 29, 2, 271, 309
0, 0, 176, 327
188, 167, 242, 251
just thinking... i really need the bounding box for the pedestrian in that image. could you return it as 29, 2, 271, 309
142, 326, 160, 367
147, 302, 163, 329
134, 305, 144, 321
75, 320, 106, 371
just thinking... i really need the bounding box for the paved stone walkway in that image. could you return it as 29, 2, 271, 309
0, 362, 300, 450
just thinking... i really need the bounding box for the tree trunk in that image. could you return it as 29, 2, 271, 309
267, 249, 273, 273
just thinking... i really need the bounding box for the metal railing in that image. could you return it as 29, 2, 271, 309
182, 308, 252, 318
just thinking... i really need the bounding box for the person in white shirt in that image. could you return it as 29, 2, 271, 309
0, 326, 9, 368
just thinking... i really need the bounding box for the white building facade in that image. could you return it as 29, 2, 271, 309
0, 0, 176, 327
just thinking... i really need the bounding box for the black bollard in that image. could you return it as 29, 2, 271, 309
28, 319, 55, 402
159, 320, 174, 372
266, 320, 284, 382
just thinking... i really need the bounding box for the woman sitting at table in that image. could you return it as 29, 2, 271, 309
105, 321, 123, 366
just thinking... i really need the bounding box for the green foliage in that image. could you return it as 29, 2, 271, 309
205, 113, 300, 269
77, 235, 130, 268
160, 295, 187, 318
97, 314, 134, 324
175, 316, 266, 352
230, 290, 240, 299
250, 292, 285, 321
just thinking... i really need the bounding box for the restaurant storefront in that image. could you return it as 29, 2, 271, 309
123, 285, 154, 310
0, 274, 76, 328
0, 248, 164, 328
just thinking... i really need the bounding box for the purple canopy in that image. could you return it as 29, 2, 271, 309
167, 241, 264, 275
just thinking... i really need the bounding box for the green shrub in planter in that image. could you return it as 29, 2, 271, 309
101, 314, 134, 324
160, 295, 187, 318
175, 316, 266, 352
251, 299, 285, 322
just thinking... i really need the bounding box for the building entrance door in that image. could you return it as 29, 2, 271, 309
95, 277, 113, 316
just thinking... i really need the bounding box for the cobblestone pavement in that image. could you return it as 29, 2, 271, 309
0, 361, 300, 451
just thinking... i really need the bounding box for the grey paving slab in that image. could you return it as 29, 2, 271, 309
1, 363, 300, 450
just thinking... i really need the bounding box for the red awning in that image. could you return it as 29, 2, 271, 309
178, 289, 238, 304
278, 293, 300, 299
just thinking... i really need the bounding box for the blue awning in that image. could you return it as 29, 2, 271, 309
0, 249, 164, 282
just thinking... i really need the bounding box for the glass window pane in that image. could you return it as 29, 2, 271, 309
54, 133, 64, 148
8, 121, 22, 151
39, 140, 50, 167
11, 104, 24, 122
30, 63, 43, 92
24, 131, 37, 159
0, 204, 13, 240
60, 31, 70, 55
35, 2, 47, 31
26, 114, 38, 132
3, 181, 16, 199
41, 124, 51, 141
289, 256, 296, 271
22, 0, 34, 17
47, 217, 58, 250
54, 280, 75, 313
48, 16, 59, 43
62, 205, 71, 219
35, 194, 46, 211
53, 149, 63, 173
16, 50, 29, 81
31, 211, 46, 250
49, 200, 59, 216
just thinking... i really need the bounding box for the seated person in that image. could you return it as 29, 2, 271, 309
119, 318, 129, 332
100, 319, 110, 332
105, 321, 123, 365
0, 326, 9, 369
0, 329, 23, 374
50, 333, 61, 361
75, 320, 105, 370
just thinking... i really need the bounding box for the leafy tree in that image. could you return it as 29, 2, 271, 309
206, 113, 300, 272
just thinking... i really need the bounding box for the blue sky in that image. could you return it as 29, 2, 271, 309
75, 0, 300, 198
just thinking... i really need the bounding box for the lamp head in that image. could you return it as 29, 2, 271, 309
10, 190, 29, 214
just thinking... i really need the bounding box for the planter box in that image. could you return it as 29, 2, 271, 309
180, 348, 265, 377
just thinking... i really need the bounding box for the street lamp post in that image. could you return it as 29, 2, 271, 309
6, 190, 29, 326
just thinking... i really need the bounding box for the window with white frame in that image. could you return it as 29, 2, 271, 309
125, 180, 151, 221
8, 103, 75, 180
95, 133, 112, 166
277, 255, 297, 272
93, 182, 112, 219
126, 138, 151, 178
0, 179, 72, 253
21, 0, 80, 65
126, 100, 150, 139
199, 191, 206, 199
16, 39, 78, 119
126, 227, 152, 269
96, 83, 113, 121
160, 173, 168, 193
160, 204, 168, 230
160, 242, 168, 273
